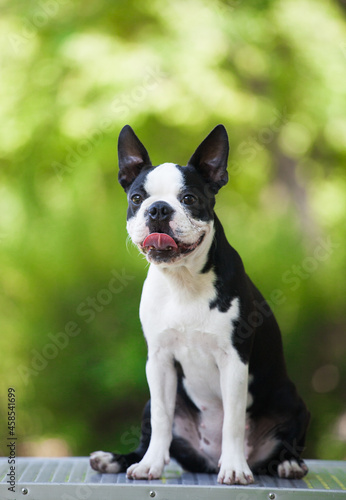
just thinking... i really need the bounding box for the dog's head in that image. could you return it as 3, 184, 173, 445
118, 125, 229, 266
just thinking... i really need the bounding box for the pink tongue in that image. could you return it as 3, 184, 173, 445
143, 233, 178, 250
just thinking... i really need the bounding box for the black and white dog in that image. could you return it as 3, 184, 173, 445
90, 125, 310, 485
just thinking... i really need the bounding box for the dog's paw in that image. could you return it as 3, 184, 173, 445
126, 459, 165, 480
278, 460, 308, 479
217, 456, 254, 485
89, 451, 121, 473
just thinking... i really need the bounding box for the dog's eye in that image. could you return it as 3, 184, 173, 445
131, 194, 142, 205
182, 194, 197, 206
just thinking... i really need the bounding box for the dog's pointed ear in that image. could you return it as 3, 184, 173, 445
118, 125, 152, 191
188, 125, 229, 192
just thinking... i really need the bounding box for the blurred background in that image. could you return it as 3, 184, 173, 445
0, 0, 345, 461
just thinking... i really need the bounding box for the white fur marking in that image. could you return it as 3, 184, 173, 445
144, 163, 183, 197
89, 451, 121, 473
278, 460, 307, 479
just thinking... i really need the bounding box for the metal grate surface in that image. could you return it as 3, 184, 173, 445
0, 457, 345, 499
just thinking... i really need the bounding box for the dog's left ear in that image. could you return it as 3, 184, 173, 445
118, 125, 152, 191
188, 124, 229, 192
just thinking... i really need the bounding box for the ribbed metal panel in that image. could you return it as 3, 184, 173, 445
0, 458, 345, 499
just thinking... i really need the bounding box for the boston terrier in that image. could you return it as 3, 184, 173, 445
90, 125, 310, 485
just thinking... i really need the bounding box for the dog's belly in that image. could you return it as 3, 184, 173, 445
173, 401, 223, 466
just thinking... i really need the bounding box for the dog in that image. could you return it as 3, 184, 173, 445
90, 124, 310, 485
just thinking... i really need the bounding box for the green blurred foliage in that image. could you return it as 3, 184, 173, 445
0, 0, 345, 460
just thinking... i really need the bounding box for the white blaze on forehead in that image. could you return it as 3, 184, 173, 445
144, 163, 184, 197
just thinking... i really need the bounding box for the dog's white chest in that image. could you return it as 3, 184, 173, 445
140, 265, 240, 405
140, 265, 239, 345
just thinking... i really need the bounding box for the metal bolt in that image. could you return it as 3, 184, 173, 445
268, 494, 276, 500
149, 491, 156, 498
22, 488, 28, 495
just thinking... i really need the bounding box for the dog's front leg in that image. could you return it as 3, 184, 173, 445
126, 349, 177, 480
217, 352, 254, 485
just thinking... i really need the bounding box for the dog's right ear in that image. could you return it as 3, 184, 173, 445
118, 125, 152, 191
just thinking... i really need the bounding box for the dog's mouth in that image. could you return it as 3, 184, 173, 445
140, 232, 205, 261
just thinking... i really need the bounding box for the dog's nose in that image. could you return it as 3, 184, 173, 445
148, 201, 174, 221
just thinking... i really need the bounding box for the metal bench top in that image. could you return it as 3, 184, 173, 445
1, 457, 345, 499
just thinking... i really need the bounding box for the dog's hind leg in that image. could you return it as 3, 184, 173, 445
273, 406, 310, 480
248, 393, 310, 479
90, 401, 151, 473
251, 438, 309, 479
